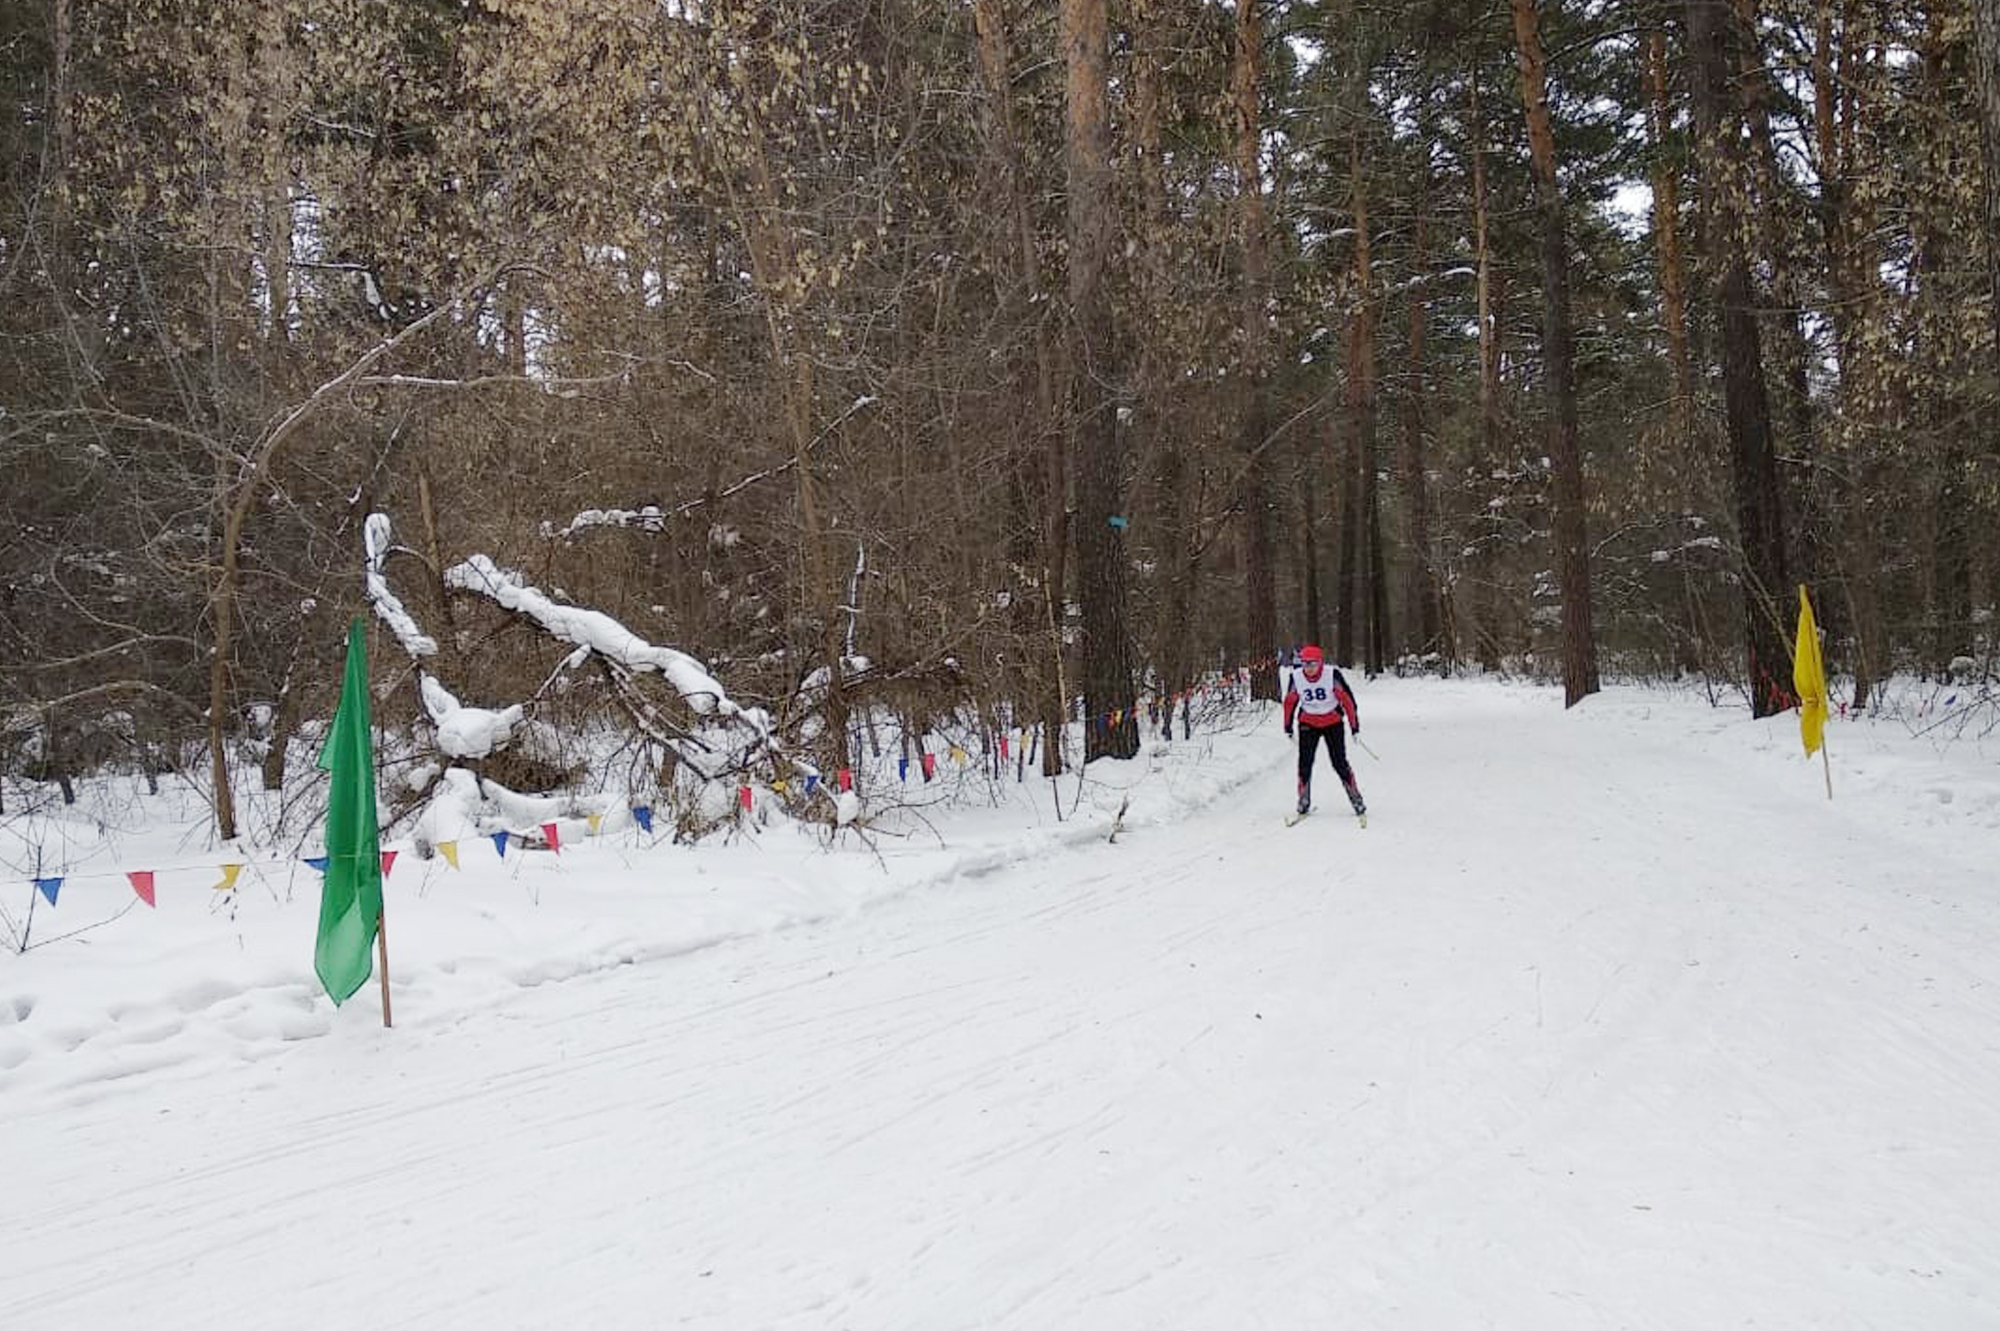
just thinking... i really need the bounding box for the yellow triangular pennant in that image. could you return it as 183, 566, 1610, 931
1794, 585, 1828, 758
214, 862, 243, 892
439, 840, 460, 869
586, 813, 602, 836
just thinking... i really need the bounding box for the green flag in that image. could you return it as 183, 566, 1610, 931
315, 617, 383, 1005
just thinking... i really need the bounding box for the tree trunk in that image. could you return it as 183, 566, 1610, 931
1511, 0, 1600, 707
51, 0, 73, 253
732, 118, 853, 776
256, 0, 291, 349
1337, 314, 1363, 667
1646, 26, 1712, 675
1812, 0, 1880, 707
1734, 0, 1819, 482
1918, 24, 1972, 672
1063, 0, 1136, 760
973, 0, 1068, 772
1686, 0, 1792, 716
1348, 130, 1387, 675
1301, 472, 1323, 648
1366, 422, 1389, 676
1969, 0, 2000, 370
1234, 0, 1280, 698
1130, 0, 1195, 707
1646, 29, 1697, 432
1400, 204, 1441, 661
1469, 68, 1504, 672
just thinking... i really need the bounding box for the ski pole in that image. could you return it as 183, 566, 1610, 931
1356, 735, 1380, 762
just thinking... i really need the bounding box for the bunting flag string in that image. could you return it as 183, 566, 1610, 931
8, 654, 1277, 913
16, 820, 639, 904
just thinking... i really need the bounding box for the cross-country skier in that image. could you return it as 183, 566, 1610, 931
1282, 645, 1365, 818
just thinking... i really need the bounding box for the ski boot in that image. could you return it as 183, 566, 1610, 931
1345, 780, 1366, 818
1296, 782, 1311, 816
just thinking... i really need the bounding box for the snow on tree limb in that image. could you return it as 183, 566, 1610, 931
420, 675, 523, 759
544, 506, 668, 540
543, 396, 879, 542
364, 513, 439, 657
444, 554, 763, 729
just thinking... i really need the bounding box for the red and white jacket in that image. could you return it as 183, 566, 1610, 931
1283, 665, 1358, 733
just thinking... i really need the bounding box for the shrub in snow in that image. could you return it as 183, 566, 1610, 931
359, 515, 872, 844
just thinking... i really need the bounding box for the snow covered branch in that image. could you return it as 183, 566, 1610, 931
352, 366, 632, 398
443, 554, 765, 732
544, 395, 879, 542
420, 676, 522, 760
545, 506, 668, 540
364, 514, 439, 658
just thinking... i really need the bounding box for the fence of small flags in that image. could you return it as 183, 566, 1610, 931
8, 661, 1274, 913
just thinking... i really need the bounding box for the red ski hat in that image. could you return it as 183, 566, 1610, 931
1299, 645, 1324, 665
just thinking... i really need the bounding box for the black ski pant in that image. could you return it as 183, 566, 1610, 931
1297, 723, 1358, 794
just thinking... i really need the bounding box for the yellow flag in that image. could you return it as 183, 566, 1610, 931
214, 862, 243, 892
439, 840, 460, 870
586, 813, 602, 836
1793, 585, 1828, 757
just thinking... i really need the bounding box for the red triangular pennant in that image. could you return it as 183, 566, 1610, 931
541, 821, 562, 853
380, 849, 399, 877
128, 870, 156, 908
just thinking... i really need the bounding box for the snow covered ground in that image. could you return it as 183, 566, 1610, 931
4, 677, 1999, 1330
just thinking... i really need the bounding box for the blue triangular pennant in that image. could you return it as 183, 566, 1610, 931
304, 855, 330, 873
633, 805, 654, 834
898, 758, 909, 782
491, 831, 510, 858
34, 876, 61, 906
805, 774, 820, 794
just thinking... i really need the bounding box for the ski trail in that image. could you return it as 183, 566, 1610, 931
4, 684, 1998, 1329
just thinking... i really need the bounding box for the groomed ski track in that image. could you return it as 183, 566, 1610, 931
7, 683, 1998, 1329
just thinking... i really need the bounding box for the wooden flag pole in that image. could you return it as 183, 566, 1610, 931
1822, 743, 1833, 800
376, 910, 393, 1028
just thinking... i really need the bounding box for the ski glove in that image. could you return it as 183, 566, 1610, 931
1283, 726, 1293, 738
